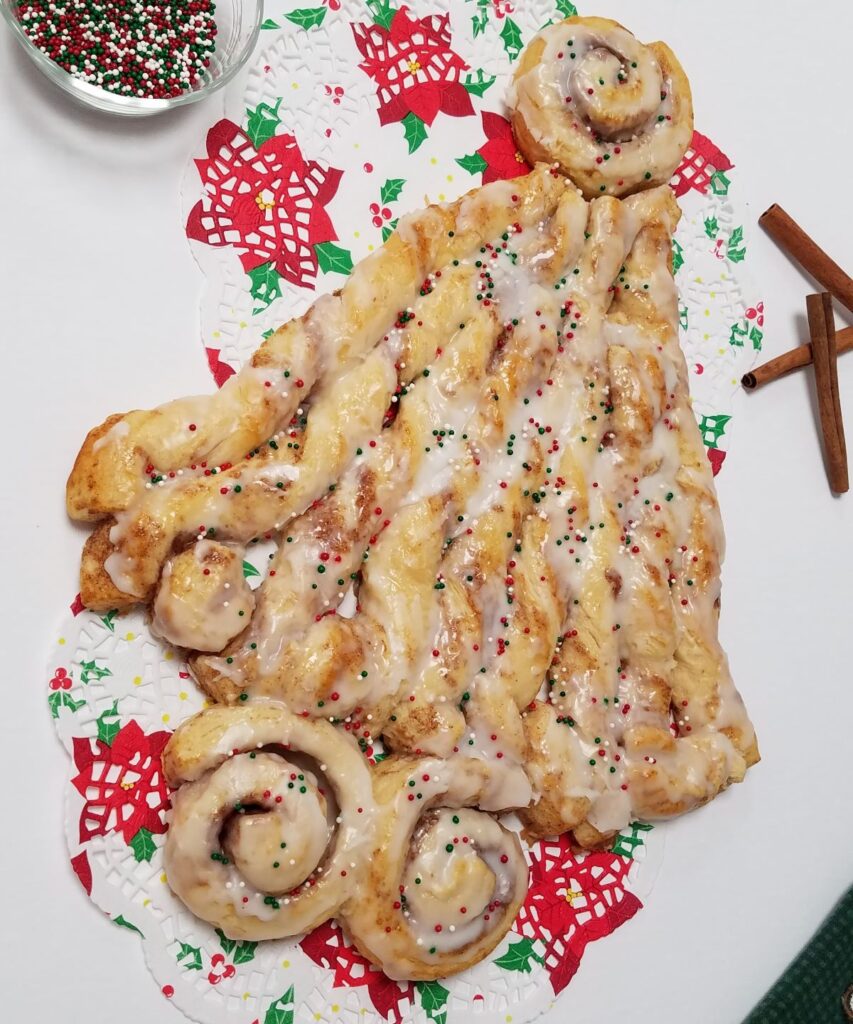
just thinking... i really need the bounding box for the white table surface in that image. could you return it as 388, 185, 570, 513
1, 2, 851, 1021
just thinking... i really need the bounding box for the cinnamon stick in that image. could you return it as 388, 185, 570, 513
760, 205, 853, 316
742, 325, 853, 390
806, 293, 848, 494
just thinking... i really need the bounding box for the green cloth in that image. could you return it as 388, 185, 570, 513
743, 887, 853, 1024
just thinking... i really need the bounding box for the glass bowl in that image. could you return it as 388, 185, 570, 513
1, 0, 263, 116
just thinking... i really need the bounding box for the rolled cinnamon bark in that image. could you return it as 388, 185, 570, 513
760, 205, 853, 315
806, 293, 848, 494
742, 325, 853, 391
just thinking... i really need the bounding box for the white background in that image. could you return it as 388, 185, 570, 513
1, 2, 851, 1021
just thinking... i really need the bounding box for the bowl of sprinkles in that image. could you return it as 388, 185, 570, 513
1, 0, 262, 115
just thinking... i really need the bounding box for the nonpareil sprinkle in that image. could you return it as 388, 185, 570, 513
15, 0, 218, 100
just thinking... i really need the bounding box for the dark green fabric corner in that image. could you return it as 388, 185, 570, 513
743, 887, 853, 1024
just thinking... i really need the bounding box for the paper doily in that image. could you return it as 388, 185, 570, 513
49, 604, 662, 1024
49, 3, 763, 1024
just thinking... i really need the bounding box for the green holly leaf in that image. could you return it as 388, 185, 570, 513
96, 700, 121, 746
462, 69, 497, 96
264, 985, 295, 1024
247, 262, 283, 314
494, 937, 544, 972
260, 17, 280, 29
709, 169, 731, 196
315, 241, 354, 276
233, 940, 259, 965
672, 238, 684, 274
678, 305, 688, 331
727, 225, 746, 262
749, 325, 763, 351
48, 690, 86, 718
245, 97, 282, 149
100, 609, 118, 632
176, 941, 203, 972
113, 915, 144, 937
401, 112, 428, 154
729, 320, 748, 348
80, 659, 113, 685
699, 414, 731, 449
456, 152, 488, 177
371, 750, 389, 763
215, 927, 237, 954
499, 17, 524, 61
129, 827, 157, 863
381, 218, 399, 243
366, 0, 396, 30
262, 328, 276, 340
471, 9, 488, 36
285, 7, 327, 30
417, 981, 450, 1024
556, 0, 578, 14
611, 821, 653, 858
703, 215, 719, 240
380, 177, 406, 204
242, 560, 260, 579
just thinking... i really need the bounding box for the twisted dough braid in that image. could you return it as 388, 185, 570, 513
518, 194, 758, 846
188, 188, 589, 716
509, 16, 693, 199
69, 167, 568, 610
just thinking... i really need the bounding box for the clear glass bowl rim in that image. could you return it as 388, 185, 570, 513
0, 0, 263, 114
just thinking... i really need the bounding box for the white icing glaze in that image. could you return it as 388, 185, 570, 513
92, 417, 130, 453
164, 705, 377, 939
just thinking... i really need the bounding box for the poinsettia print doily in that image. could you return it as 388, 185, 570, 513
50, 3, 763, 1024
50, 606, 661, 1024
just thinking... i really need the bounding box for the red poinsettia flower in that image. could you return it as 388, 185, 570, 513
671, 130, 734, 197
301, 920, 414, 1022
477, 112, 531, 184
352, 6, 473, 127
71, 719, 171, 845
515, 836, 642, 994
186, 118, 343, 289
